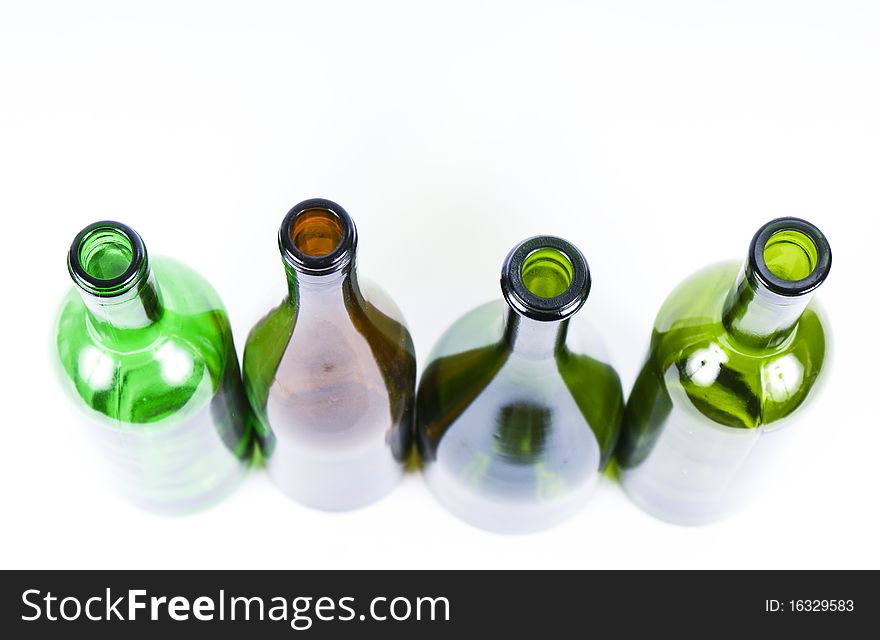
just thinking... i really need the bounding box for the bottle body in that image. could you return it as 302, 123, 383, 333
243, 199, 415, 511
617, 219, 831, 525
416, 237, 623, 533
57, 247, 254, 513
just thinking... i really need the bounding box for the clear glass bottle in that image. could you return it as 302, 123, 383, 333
416, 236, 624, 533
56, 221, 255, 513
243, 198, 416, 510
616, 217, 832, 524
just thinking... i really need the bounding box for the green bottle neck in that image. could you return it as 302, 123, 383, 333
503, 308, 569, 358
721, 218, 831, 350
68, 221, 164, 338
721, 265, 812, 349
80, 271, 163, 332
498, 235, 590, 358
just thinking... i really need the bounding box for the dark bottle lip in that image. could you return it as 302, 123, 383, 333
68, 220, 149, 298
501, 235, 591, 322
748, 216, 831, 297
278, 198, 358, 276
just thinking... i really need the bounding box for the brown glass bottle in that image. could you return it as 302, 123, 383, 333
243, 199, 416, 510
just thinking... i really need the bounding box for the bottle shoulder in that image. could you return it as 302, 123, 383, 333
425, 300, 507, 365
424, 298, 615, 367
242, 278, 415, 412
417, 299, 624, 464
358, 277, 409, 328
244, 278, 414, 363
56, 255, 233, 359
56, 312, 219, 425
647, 263, 829, 428
150, 256, 226, 316
55, 261, 235, 424
653, 260, 740, 333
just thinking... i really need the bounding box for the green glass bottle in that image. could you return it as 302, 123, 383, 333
56, 221, 255, 512
616, 217, 831, 524
243, 198, 416, 511
416, 236, 624, 533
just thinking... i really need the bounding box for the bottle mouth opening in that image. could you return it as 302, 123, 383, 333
68, 221, 147, 297
279, 198, 357, 275
750, 217, 831, 296
291, 208, 344, 257
521, 248, 574, 298
501, 236, 590, 321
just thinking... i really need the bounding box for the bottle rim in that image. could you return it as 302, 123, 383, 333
749, 217, 831, 297
67, 220, 148, 298
278, 198, 358, 276
501, 235, 591, 322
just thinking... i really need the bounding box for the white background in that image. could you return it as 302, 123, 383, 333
1, 1, 878, 570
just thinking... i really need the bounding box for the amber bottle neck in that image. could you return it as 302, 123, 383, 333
283, 258, 362, 305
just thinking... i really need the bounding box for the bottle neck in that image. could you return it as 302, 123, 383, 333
503, 307, 568, 359
80, 270, 163, 332
277, 198, 361, 309
497, 235, 590, 359
68, 221, 163, 338
283, 259, 361, 307
721, 264, 812, 349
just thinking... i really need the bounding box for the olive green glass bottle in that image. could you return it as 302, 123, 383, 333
416, 236, 624, 533
243, 198, 416, 511
616, 217, 831, 525
56, 221, 255, 513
